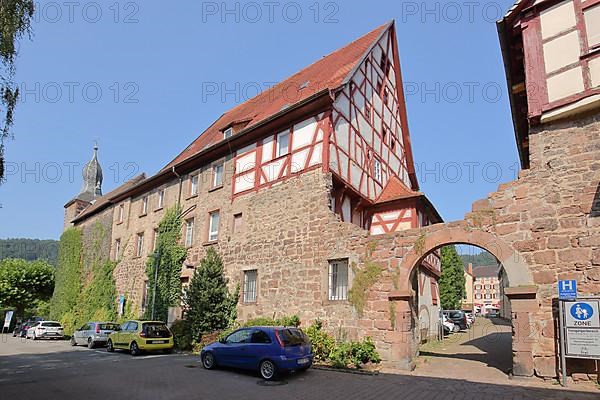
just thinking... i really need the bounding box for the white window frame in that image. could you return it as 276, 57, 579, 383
118, 204, 124, 223
152, 229, 158, 252
190, 175, 199, 196
276, 130, 290, 158
224, 127, 233, 139
243, 270, 258, 303
208, 211, 220, 242
141, 196, 148, 215
157, 190, 165, 209
373, 158, 382, 182
136, 233, 144, 257
328, 259, 349, 301
213, 163, 224, 188
185, 218, 194, 247
114, 239, 121, 260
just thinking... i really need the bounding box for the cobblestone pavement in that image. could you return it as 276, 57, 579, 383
1, 334, 598, 399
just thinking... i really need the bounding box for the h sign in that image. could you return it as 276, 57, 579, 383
559, 280, 577, 300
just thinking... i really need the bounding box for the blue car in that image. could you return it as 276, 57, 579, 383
201, 326, 313, 380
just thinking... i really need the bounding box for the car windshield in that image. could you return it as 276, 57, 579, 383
143, 323, 171, 338
276, 328, 307, 347
99, 323, 119, 331
41, 322, 61, 327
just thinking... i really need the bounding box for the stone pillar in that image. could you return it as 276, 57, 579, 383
505, 286, 538, 377
387, 291, 417, 370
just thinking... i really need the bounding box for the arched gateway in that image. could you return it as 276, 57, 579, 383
359, 222, 539, 374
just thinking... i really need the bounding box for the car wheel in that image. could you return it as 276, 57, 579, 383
259, 360, 277, 381
70, 337, 77, 346
202, 352, 216, 369
87, 338, 95, 349
107, 339, 114, 353
453, 326, 459, 333
130, 341, 141, 356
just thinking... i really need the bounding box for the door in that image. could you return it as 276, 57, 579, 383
75, 324, 86, 344
113, 322, 130, 348
124, 321, 139, 347
218, 329, 252, 368
247, 329, 272, 368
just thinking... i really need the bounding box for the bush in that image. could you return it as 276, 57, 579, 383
329, 337, 381, 369
278, 315, 301, 327
305, 320, 335, 362
170, 319, 192, 351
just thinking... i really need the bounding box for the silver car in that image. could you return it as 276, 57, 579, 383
70, 322, 120, 349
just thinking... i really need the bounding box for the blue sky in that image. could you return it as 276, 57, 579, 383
0, 0, 519, 240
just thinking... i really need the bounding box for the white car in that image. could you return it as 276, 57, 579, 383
26, 321, 64, 340
442, 315, 459, 333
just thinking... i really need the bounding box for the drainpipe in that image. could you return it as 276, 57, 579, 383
172, 166, 183, 206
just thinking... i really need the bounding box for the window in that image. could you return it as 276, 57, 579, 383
212, 163, 224, 188
233, 213, 243, 234
136, 232, 144, 257
141, 196, 148, 215
276, 130, 290, 158
185, 218, 194, 247
118, 204, 125, 223
223, 127, 233, 139
152, 228, 158, 252
485, 293, 492, 299
190, 175, 199, 196
485, 284, 491, 290
328, 259, 348, 301
475, 293, 482, 300
157, 190, 165, 209
251, 330, 271, 344
225, 329, 252, 344
373, 158, 382, 182
208, 211, 220, 241
114, 239, 121, 260
475, 284, 481, 290
243, 270, 258, 303
584, 4, 600, 48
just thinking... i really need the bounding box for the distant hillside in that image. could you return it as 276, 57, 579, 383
0, 238, 59, 265
459, 251, 497, 268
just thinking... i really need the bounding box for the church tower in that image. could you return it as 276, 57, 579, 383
63, 144, 103, 229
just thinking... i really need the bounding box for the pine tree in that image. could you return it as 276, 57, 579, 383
438, 245, 466, 310
184, 247, 239, 341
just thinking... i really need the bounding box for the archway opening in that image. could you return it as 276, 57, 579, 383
411, 243, 514, 381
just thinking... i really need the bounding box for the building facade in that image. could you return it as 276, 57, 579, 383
472, 265, 501, 314
461, 263, 475, 312
64, 22, 442, 367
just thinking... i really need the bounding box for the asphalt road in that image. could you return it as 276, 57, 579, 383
0, 335, 597, 400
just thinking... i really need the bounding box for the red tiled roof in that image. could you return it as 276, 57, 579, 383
72, 174, 147, 223
163, 22, 390, 170
375, 176, 420, 203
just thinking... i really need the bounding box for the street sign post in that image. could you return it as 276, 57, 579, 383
558, 296, 600, 387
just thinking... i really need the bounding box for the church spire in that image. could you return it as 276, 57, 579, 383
80, 143, 103, 198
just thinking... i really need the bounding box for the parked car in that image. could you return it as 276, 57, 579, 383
71, 322, 120, 348
26, 321, 64, 340
442, 315, 458, 334
487, 309, 500, 318
443, 310, 468, 330
107, 320, 173, 356
15, 317, 44, 338
201, 326, 313, 381
465, 312, 475, 325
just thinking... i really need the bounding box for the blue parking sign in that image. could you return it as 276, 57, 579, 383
558, 280, 577, 300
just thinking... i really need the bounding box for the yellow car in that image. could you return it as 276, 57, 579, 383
107, 320, 174, 356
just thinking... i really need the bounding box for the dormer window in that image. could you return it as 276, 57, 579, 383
223, 127, 233, 139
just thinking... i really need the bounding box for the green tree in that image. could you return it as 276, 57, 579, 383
184, 247, 238, 341
438, 246, 466, 310
144, 206, 187, 322
0, 238, 59, 265
0, 258, 54, 315
0, 0, 35, 182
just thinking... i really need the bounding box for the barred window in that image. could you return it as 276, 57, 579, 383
243, 270, 257, 303
328, 259, 348, 301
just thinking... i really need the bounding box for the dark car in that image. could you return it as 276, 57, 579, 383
13, 317, 44, 338
201, 326, 313, 380
443, 310, 468, 330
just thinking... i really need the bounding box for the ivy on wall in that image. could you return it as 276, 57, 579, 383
49, 223, 119, 335
144, 206, 187, 322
